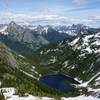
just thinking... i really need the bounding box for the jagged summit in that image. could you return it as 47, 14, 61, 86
9, 21, 17, 26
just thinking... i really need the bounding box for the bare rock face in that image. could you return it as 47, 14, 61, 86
0, 42, 17, 67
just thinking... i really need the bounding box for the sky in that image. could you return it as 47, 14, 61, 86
0, 0, 100, 27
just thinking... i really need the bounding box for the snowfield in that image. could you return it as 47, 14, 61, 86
62, 89, 100, 100
61, 95, 99, 100
0, 87, 100, 100
7, 95, 100, 100
7, 95, 55, 100
0, 88, 55, 100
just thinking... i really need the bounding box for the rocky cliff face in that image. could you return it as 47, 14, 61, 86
0, 42, 17, 67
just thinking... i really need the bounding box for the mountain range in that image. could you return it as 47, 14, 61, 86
0, 22, 100, 99
37, 27, 100, 81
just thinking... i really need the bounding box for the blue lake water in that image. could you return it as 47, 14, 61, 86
40, 74, 80, 93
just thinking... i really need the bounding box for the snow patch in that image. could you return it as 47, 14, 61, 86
84, 46, 92, 53
63, 61, 69, 68
70, 37, 80, 45
79, 72, 100, 87
20, 70, 38, 80
0, 26, 8, 35
96, 77, 100, 81
0, 26, 7, 32
7, 95, 55, 100
43, 27, 49, 33
61, 95, 99, 100
18, 55, 25, 59
50, 56, 57, 64
0, 88, 16, 99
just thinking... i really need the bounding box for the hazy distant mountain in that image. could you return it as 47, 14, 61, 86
54, 24, 89, 36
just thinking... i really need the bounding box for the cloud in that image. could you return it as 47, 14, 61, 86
88, 16, 100, 23
0, 12, 69, 24
72, 0, 87, 5
0, 11, 100, 27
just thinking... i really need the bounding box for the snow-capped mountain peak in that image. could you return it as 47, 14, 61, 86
43, 26, 49, 33
70, 29, 100, 54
